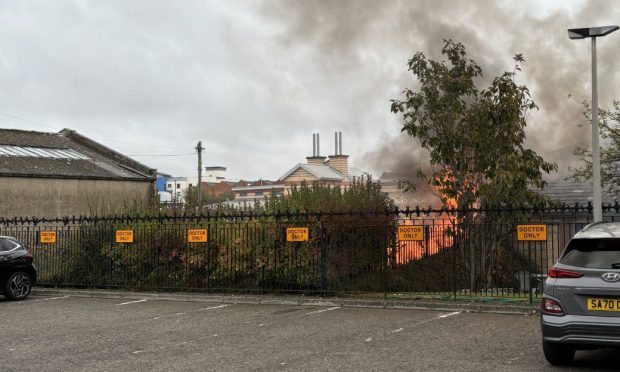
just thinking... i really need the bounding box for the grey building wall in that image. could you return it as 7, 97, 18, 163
0, 177, 154, 218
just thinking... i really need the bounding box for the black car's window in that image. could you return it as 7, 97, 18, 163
8, 239, 24, 250
560, 239, 620, 269
0, 238, 19, 252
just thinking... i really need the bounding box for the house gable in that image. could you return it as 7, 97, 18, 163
283, 167, 318, 183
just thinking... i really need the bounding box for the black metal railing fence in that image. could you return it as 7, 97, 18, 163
1, 204, 616, 302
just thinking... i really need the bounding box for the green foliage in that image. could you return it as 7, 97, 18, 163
63, 225, 112, 286
569, 99, 620, 197
390, 39, 557, 210
38, 180, 397, 292
264, 178, 395, 213
263, 180, 397, 292
390, 40, 557, 293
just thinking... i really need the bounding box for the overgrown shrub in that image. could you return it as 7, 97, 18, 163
40, 180, 397, 293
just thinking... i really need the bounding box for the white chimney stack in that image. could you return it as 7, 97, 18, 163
307, 132, 326, 165
327, 131, 349, 178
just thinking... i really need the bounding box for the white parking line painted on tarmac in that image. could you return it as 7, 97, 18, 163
197, 304, 229, 311
30, 296, 69, 302
375, 310, 463, 340
301, 306, 340, 316
438, 311, 461, 318
117, 299, 147, 306
150, 304, 230, 320
12, 296, 69, 305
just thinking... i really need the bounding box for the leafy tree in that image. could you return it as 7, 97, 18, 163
264, 178, 394, 213
569, 99, 620, 197
390, 40, 557, 293
390, 39, 557, 210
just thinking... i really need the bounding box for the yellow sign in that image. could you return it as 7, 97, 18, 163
187, 229, 208, 243
517, 224, 547, 241
286, 227, 309, 242
398, 225, 424, 241
116, 230, 134, 243
40, 231, 57, 244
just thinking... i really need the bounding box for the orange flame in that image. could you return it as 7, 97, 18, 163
391, 178, 459, 265
393, 221, 454, 264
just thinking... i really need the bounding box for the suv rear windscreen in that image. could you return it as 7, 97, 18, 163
560, 239, 620, 269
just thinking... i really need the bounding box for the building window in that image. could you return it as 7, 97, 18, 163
239, 192, 247, 197
188, 183, 193, 188
255, 192, 263, 196
167, 184, 172, 188
177, 184, 181, 188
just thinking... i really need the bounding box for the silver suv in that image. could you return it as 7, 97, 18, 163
541, 221, 620, 365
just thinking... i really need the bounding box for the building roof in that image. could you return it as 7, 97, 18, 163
232, 184, 285, 192
379, 171, 417, 184
538, 181, 616, 205
279, 163, 345, 181
0, 128, 156, 181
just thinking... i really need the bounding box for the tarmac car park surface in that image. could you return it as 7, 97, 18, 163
2, 294, 619, 371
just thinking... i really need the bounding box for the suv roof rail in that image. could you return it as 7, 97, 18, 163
581, 220, 610, 231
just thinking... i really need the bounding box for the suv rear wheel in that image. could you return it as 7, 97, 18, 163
543, 341, 575, 365
4, 271, 32, 300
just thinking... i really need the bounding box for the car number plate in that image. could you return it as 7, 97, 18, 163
587, 298, 620, 311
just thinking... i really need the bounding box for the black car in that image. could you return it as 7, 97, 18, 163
0, 236, 37, 300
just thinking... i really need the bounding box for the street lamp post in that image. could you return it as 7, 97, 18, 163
568, 25, 619, 222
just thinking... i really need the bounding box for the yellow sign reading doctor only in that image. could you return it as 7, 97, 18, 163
187, 229, 208, 243
286, 228, 309, 242
517, 225, 547, 241
115, 230, 134, 243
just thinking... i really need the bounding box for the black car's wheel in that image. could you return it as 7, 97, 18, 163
4, 271, 32, 301
543, 341, 575, 365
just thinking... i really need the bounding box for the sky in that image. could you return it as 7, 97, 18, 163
0, 0, 618, 181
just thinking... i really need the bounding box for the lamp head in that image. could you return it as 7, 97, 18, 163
568, 25, 619, 39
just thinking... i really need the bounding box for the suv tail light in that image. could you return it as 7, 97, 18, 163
548, 267, 583, 278
24, 253, 33, 264
542, 298, 564, 315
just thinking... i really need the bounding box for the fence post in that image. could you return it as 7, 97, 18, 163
383, 222, 391, 301
260, 221, 265, 295
272, 211, 280, 293
184, 223, 190, 295
319, 221, 327, 296
205, 222, 210, 293
528, 241, 533, 305
452, 234, 457, 300
468, 221, 475, 299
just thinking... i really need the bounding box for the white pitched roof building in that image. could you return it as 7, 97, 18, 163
278, 132, 368, 186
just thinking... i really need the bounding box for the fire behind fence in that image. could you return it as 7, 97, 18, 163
0, 205, 611, 302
